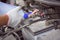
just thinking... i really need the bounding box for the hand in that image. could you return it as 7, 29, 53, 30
29, 9, 39, 17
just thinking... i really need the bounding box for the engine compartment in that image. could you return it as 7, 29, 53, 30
0, 0, 60, 40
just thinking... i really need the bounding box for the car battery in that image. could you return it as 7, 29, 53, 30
22, 20, 60, 40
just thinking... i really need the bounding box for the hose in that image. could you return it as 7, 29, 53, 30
2, 32, 21, 40
35, 0, 60, 6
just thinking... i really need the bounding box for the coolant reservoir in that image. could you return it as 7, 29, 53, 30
0, 2, 24, 27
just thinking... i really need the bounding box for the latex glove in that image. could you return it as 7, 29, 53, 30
29, 9, 39, 17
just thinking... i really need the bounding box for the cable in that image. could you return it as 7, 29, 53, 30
13, 32, 21, 40
2, 32, 21, 40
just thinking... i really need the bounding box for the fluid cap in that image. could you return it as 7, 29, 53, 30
24, 12, 32, 19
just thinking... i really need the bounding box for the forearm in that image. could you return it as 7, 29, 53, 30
0, 15, 9, 26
